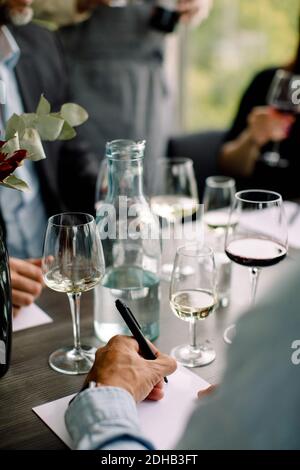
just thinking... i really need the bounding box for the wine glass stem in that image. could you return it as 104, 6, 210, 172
68, 292, 82, 354
189, 318, 197, 351
249, 267, 261, 306
272, 141, 280, 156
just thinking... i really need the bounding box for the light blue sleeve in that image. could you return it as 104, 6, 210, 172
65, 387, 154, 450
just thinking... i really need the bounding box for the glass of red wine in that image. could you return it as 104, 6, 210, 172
223, 190, 288, 344
262, 69, 300, 168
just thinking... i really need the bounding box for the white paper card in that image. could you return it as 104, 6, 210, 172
238, 201, 300, 250
33, 366, 210, 450
13, 303, 53, 332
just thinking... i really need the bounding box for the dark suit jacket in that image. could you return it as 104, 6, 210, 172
4, 23, 98, 220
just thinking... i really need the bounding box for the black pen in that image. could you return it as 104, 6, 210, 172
115, 299, 168, 384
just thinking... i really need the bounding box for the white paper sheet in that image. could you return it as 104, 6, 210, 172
13, 303, 53, 332
235, 201, 300, 250
33, 366, 210, 450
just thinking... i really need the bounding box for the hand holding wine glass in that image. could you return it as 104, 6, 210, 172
42, 212, 105, 375
261, 69, 300, 168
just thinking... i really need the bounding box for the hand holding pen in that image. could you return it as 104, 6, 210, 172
115, 299, 169, 383
80, 334, 177, 403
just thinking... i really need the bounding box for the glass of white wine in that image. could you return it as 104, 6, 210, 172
203, 176, 236, 235
42, 212, 105, 375
150, 158, 199, 280
169, 244, 217, 367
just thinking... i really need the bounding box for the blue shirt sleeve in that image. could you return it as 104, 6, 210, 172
65, 387, 154, 450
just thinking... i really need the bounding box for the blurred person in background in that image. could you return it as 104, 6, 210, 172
33, 0, 213, 180
0, 0, 99, 314
219, 14, 300, 199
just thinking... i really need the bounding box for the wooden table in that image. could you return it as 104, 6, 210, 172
0, 248, 299, 449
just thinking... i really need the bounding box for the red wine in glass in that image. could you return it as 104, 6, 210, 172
225, 237, 287, 268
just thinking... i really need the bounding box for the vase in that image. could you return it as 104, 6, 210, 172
0, 224, 12, 378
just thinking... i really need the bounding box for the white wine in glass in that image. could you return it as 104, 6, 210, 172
150, 158, 199, 280
42, 212, 105, 375
169, 244, 217, 367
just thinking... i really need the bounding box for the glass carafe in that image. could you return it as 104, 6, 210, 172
94, 140, 161, 343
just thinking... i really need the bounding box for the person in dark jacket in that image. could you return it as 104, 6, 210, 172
219, 17, 300, 199
0, 0, 98, 313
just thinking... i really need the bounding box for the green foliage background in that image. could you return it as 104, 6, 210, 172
184, 0, 300, 131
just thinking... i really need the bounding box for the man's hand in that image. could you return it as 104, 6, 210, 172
247, 106, 295, 148
10, 257, 44, 316
198, 384, 217, 398
177, 0, 213, 26
85, 335, 177, 402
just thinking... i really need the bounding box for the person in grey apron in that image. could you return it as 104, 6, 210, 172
33, 1, 212, 181
60, 4, 170, 180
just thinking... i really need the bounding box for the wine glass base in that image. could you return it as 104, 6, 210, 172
171, 343, 216, 368
160, 263, 174, 282
261, 152, 289, 168
49, 345, 96, 375
223, 324, 236, 345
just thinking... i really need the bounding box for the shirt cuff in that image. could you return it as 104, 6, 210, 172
65, 387, 153, 450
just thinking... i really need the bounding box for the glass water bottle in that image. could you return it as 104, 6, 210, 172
94, 140, 161, 343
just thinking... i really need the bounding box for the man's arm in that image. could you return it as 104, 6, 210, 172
10, 258, 44, 316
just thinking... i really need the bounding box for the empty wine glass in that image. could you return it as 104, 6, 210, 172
203, 176, 236, 307
169, 244, 217, 367
262, 69, 300, 168
150, 158, 199, 280
223, 190, 288, 344
42, 213, 105, 375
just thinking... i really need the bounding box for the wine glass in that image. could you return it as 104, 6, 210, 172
203, 176, 236, 307
203, 176, 236, 232
223, 190, 288, 344
150, 158, 199, 280
169, 244, 217, 367
262, 69, 300, 168
42, 213, 105, 375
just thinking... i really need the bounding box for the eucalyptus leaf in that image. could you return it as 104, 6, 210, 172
1, 174, 30, 192
20, 128, 46, 161
2, 134, 20, 154
5, 114, 25, 140
35, 114, 65, 141
58, 120, 77, 140
61, 103, 88, 127
20, 113, 38, 132
36, 95, 51, 115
